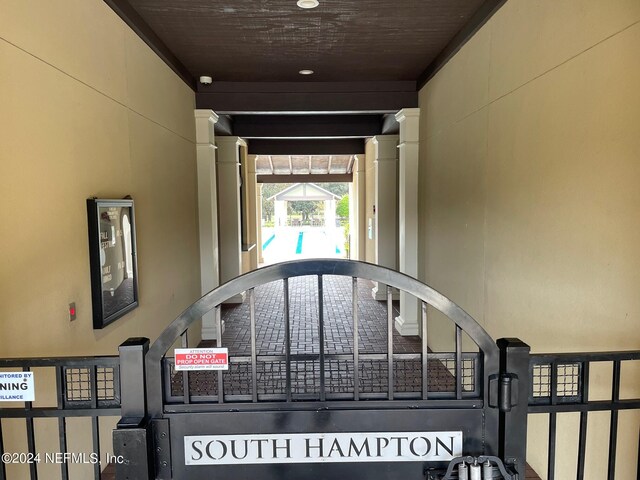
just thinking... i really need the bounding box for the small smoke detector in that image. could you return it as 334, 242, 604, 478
199, 75, 213, 85
297, 0, 319, 9
299, 69, 314, 75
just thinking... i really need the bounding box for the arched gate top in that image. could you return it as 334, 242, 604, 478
146, 259, 499, 416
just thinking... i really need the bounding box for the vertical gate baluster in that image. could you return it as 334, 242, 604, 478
0, 418, 5, 480
23, 366, 37, 480
608, 360, 621, 480
284, 279, 292, 402
352, 277, 359, 401
181, 332, 190, 405
387, 286, 393, 400
318, 275, 326, 402
577, 361, 590, 480
216, 305, 224, 404
249, 288, 258, 403
89, 366, 100, 480
548, 361, 558, 480
55, 367, 69, 480
455, 326, 462, 400
421, 302, 428, 400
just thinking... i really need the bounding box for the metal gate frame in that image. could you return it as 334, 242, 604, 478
113, 259, 531, 479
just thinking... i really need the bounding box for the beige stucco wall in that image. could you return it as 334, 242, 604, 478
0, 1, 200, 476
418, 0, 640, 477
0, 0, 199, 357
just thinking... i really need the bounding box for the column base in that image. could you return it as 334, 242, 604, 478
202, 320, 226, 341
394, 315, 420, 336
223, 292, 246, 304
371, 285, 400, 301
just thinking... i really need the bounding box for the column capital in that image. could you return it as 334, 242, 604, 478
194, 109, 219, 145
372, 135, 399, 162
246, 154, 257, 175
216, 136, 247, 164
216, 136, 247, 147
395, 108, 420, 144
395, 108, 420, 123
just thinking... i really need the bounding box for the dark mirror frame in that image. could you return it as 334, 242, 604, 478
87, 198, 139, 329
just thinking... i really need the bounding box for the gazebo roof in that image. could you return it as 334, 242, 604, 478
268, 183, 341, 202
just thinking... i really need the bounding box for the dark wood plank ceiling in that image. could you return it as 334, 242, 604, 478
107, 0, 505, 158
125, 0, 488, 83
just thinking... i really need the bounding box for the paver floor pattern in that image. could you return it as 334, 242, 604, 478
211, 275, 422, 355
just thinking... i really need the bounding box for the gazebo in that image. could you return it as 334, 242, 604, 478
268, 183, 341, 230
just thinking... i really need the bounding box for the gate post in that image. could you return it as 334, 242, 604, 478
113, 337, 153, 480
497, 338, 530, 479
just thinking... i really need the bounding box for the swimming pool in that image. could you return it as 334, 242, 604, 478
261, 226, 346, 265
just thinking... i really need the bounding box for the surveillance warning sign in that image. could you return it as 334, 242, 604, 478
0, 372, 35, 402
174, 348, 229, 371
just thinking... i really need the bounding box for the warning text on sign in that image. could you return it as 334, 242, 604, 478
174, 348, 229, 371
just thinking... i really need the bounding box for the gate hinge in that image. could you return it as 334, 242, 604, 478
152, 418, 172, 480
489, 373, 519, 412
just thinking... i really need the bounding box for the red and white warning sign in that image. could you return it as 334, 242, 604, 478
174, 348, 229, 371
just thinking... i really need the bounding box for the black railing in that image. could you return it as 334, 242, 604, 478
527, 351, 640, 480
0, 356, 120, 480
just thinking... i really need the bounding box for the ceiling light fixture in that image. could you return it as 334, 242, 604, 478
299, 69, 314, 75
297, 0, 319, 9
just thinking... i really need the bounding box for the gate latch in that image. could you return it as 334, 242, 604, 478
489, 373, 519, 412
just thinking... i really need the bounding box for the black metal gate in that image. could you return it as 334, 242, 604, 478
113, 260, 531, 480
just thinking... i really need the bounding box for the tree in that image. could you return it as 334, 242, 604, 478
261, 183, 291, 221
336, 194, 349, 218
290, 201, 318, 221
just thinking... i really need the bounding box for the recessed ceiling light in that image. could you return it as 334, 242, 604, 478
297, 0, 319, 9
299, 69, 314, 75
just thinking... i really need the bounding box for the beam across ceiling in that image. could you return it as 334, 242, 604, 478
257, 174, 353, 184
233, 114, 382, 139
196, 82, 417, 114
248, 139, 364, 156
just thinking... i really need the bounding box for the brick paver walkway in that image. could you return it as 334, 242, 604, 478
203, 275, 422, 355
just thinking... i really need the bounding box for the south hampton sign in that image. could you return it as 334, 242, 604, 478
185, 431, 463, 465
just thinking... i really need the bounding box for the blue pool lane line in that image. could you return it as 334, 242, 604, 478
295, 232, 304, 254
262, 233, 276, 250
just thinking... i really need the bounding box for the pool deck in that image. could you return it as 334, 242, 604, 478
261, 226, 346, 265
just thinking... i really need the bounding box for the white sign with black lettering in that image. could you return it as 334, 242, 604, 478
185, 431, 463, 465
0, 372, 35, 402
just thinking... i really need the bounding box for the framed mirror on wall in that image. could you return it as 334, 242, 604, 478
86, 198, 139, 329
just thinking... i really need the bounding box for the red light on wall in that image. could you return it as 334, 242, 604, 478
69, 302, 77, 321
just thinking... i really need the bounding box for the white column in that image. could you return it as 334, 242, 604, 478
257, 184, 264, 265
394, 108, 421, 336
195, 109, 221, 340
348, 182, 356, 259
353, 155, 367, 261
244, 154, 258, 271
216, 136, 247, 304
274, 200, 287, 229
371, 135, 399, 300
324, 199, 336, 229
